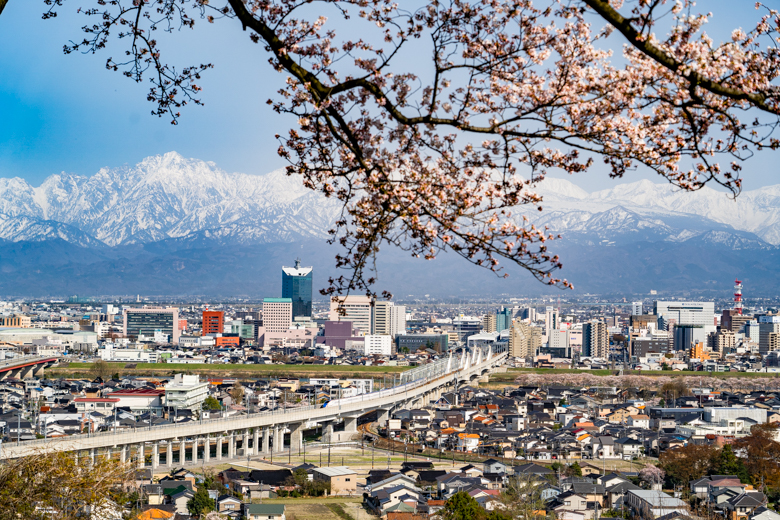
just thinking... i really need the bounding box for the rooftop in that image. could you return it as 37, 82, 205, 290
313, 466, 357, 477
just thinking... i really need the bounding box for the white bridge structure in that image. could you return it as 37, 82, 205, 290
2, 346, 506, 466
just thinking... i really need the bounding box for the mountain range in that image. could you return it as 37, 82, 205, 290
1, 151, 778, 297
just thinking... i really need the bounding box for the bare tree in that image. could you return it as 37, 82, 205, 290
229, 383, 245, 404
89, 359, 112, 382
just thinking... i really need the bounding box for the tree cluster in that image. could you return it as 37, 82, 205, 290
660, 425, 780, 491
0, 451, 133, 520
280, 468, 331, 497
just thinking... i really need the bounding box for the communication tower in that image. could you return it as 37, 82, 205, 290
734, 278, 743, 315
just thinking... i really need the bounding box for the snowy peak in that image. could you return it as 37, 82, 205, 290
0, 154, 777, 253
0, 153, 341, 247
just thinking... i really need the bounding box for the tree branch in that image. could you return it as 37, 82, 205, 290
581, 0, 779, 114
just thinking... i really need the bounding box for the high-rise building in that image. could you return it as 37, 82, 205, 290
263, 298, 293, 333
545, 306, 559, 339
519, 307, 536, 322
453, 316, 483, 342
582, 321, 608, 358
673, 325, 703, 352
373, 301, 407, 337
632, 302, 643, 316
656, 301, 715, 350
390, 305, 406, 336
282, 259, 313, 318
509, 320, 542, 359
707, 329, 735, 353
123, 307, 180, 343
202, 310, 225, 335
759, 315, 780, 355
482, 314, 497, 333
496, 307, 514, 332
654, 301, 715, 327
330, 295, 373, 335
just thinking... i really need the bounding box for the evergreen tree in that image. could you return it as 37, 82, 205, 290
712, 445, 750, 484
187, 487, 215, 517
202, 396, 221, 411
439, 491, 483, 520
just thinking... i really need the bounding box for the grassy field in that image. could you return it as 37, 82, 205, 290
50, 362, 405, 379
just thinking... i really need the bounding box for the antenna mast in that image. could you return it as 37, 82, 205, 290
734, 278, 743, 315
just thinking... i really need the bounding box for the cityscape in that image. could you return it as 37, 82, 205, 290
1, 261, 780, 519
4, 0, 780, 519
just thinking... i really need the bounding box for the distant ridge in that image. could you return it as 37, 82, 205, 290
0, 152, 777, 296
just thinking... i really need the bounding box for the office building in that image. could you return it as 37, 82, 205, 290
509, 320, 542, 359
364, 334, 392, 356
569, 325, 583, 355
373, 301, 406, 337
396, 333, 449, 353
745, 321, 760, 343
123, 307, 180, 344
548, 329, 571, 358
654, 301, 715, 327
263, 298, 293, 333
631, 302, 643, 316
453, 316, 482, 342
330, 295, 373, 334
759, 315, 780, 355
282, 259, 313, 318
316, 321, 364, 350
496, 307, 514, 332
655, 301, 715, 350
583, 321, 608, 358
202, 310, 225, 335
632, 335, 672, 357
519, 307, 536, 322
545, 306, 559, 339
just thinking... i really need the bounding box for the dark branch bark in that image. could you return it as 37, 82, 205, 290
0, 0, 9, 17
581, 0, 779, 114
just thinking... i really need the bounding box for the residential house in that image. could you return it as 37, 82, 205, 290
626, 490, 688, 519
312, 467, 357, 496
245, 504, 286, 520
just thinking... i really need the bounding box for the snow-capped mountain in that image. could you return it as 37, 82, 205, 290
0, 152, 778, 296
0, 152, 341, 246
533, 177, 780, 246
1, 152, 777, 249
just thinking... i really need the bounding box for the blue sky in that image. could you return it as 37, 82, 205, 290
1, 0, 778, 192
